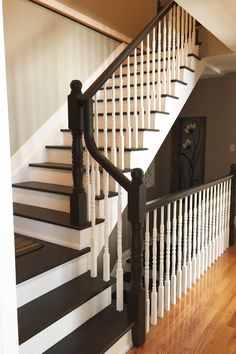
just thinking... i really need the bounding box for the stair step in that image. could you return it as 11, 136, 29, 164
61, 128, 160, 133
12, 181, 118, 200
13, 202, 104, 230
44, 301, 134, 354
45, 145, 148, 152
96, 93, 179, 103
114, 65, 195, 78
102, 78, 187, 90
15, 233, 89, 285
18, 271, 115, 345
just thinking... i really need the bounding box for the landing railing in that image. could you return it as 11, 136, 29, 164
68, 0, 199, 347
144, 175, 232, 331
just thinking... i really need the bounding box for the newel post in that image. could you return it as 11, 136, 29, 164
229, 164, 236, 245
68, 80, 88, 227
127, 168, 146, 348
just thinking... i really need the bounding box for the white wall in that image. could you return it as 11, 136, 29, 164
3, 0, 119, 155
0, 1, 19, 352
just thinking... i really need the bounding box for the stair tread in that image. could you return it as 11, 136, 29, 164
18, 271, 115, 344
45, 144, 148, 152
101, 79, 187, 90
12, 181, 118, 200
13, 202, 104, 230
114, 65, 195, 78
28, 162, 132, 174
15, 233, 89, 284
61, 128, 160, 132
44, 301, 134, 354
96, 94, 179, 103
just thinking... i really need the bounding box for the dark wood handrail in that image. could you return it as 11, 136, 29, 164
146, 175, 233, 212
83, 0, 175, 99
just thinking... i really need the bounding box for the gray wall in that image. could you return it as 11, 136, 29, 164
150, 72, 236, 199
3, 0, 119, 155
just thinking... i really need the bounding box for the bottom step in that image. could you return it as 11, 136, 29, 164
45, 301, 134, 354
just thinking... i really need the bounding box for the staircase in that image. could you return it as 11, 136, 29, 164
12, 2, 207, 353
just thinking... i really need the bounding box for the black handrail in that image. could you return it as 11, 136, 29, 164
83, 0, 175, 99
146, 175, 233, 212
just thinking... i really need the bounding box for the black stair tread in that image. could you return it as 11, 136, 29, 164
45, 145, 148, 152
180, 65, 195, 72
114, 66, 195, 78
13, 202, 104, 230
44, 301, 134, 354
18, 271, 115, 345
28, 162, 132, 174
188, 53, 201, 60
100, 79, 187, 90
96, 94, 179, 103
61, 128, 159, 132
15, 233, 89, 284
12, 181, 118, 200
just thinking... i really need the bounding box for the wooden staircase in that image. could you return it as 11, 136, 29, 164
11, 2, 207, 353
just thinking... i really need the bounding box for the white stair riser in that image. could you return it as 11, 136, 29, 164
46, 148, 148, 170
13, 187, 118, 218
19, 287, 112, 354
105, 329, 133, 354
14, 214, 103, 250
63, 130, 159, 149
17, 253, 90, 307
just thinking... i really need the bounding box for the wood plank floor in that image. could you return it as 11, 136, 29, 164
127, 245, 236, 354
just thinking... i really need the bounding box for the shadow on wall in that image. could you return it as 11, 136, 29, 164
3, 0, 119, 155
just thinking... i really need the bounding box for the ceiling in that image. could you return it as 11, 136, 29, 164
176, 0, 236, 77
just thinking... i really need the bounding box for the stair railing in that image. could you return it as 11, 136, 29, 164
144, 175, 232, 332
68, 0, 198, 347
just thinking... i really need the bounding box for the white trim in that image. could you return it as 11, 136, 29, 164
0, 1, 19, 352
30, 0, 132, 44
11, 42, 127, 183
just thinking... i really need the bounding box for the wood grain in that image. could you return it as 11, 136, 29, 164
127, 245, 236, 354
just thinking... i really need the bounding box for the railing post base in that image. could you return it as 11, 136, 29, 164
128, 286, 145, 347
70, 192, 89, 227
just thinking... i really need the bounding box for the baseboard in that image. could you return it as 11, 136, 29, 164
11, 42, 126, 183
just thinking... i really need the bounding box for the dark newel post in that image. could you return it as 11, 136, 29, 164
68, 80, 88, 227
229, 164, 236, 245
127, 168, 146, 348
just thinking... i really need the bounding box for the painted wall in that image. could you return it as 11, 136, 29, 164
150, 72, 236, 199
59, 0, 157, 38
3, 0, 119, 155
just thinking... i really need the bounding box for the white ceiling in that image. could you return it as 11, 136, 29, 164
176, 0, 236, 76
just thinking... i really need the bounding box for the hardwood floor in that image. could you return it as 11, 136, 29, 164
127, 245, 236, 354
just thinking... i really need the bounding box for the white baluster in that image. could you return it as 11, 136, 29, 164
224, 181, 229, 250
145, 212, 150, 332
116, 185, 123, 311
208, 187, 213, 267
140, 41, 145, 128
219, 183, 223, 256
192, 192, 197, 284
126, 56, 132, 149
146, 35, 151, 129
119, 65, 125, 169
188, 13, 192, 56
151, 209, 158, 325
222, 182, 227, 253
215, 184, 220, 259
133, 48, 139, 145
184, 11, 189, 66
111, 74, 117, 168
165, 203, 171, 311
172, 5, 176, 81
182, 196, 188, 294
201, 189, 205, 275
196, 191, 201, 280
192, 18, 196, 54
157, 22, 162, 111
152, 28, 156, 111
226, 179, 231, 248
158, 206, 165, 318
177, 198, 182, 299
181, 8, 185, 67
167, 9, 172, 95
211, 185, 217, 263
94, 95, 101, 197
85, 148, 91, 222
90, 157, 97, 277
187, 194, 193, 289
176, 6, 181, 81
171, 201, 177, 305
204, 188, 209, 271
163, 16, 167, 95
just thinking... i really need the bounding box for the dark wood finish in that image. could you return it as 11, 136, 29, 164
146, 175, 232, 212
68, 81, 88, 227
15, 234, 89, 284
114, 66, 195, 78
13, 202, 104, 230
46, 144, 148, 152
229, 164, 236, 245
127, 168, 146, 347
29, 162, 72, 170
18, 271, 115, 344
44, 301, 134, 354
